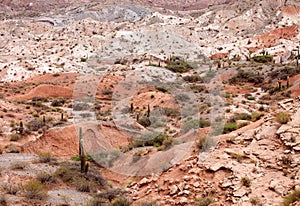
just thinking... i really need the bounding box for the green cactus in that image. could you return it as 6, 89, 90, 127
19, 121, 24, 134
147, 104, 150, 117
79, 127, 86, 173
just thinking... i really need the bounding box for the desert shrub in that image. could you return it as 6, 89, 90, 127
251, 112, 264, 121
132, 151, 142, 163
282, 189, 300, 206
223, 122, 238, 134
137, 200, 159, 206
51, 98, 66, 107
54, 166, 76, 182
2, 184, 20, 195
133, 132, 169, 148
238, 121, 249, 129
102, 89, 113, 96
162, 108, 180, 117
195, 196, 215, 206
96, 188, 127, 202
199, 118, 211, 128
0, 196, 6, 206
161, 137, 174, 150
281, 155, 293, 166
92, 150, 121, 168
275, 112, 290, 124
252, 55, 273, 63
137, 116, 151, 127
240, 176, 251, 187
87, 197, 107, 206
26, 119, 45, 131
183, 74, 203, 83
37, 151, 53, 163
269, 67, 300, 80
197, 136, 209, 150
165, 56, 193, 73
4, 144, 20, 153
73, 177, 92, 192
73, 102, 90, 111
234, 113, 251, 121
111, 197, 132, 206
245, 94, 255, 100
203, 70, 216, 83
9, 133, 21, 141
10, 161, 26, 170
0, 194, 7, 206
36, 172, 53, 184
24, 180, 47, 200
190, 84, 208, 93
156, 86, 168, 93
229, 70, 264, 85
250, 196, 262, 206
182, 119, 199, 133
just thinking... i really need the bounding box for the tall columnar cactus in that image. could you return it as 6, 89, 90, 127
19, 121, 24, 134
287, 76, 290, 88
61, 113, 64, 121
79, 127, 86, 173
130, 103, 134, 113
147, 104, 150, 117
43, 115, 46, 125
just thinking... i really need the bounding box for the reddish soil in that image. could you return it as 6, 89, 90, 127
254, 25, 299, 48
224, 85, 254, 95
210, 52, 230, 60
12, 84, 73, 100
23, 125, 78, 158
281, 6, 300, 15
288, 74, 300, 97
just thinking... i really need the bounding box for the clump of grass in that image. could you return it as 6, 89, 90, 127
37, 151, 53, 163
0, 194, 7, 206
195, 196, 215, 206
10, 161, 26, 170
36, 172, 54, 184
223, 122, 238, 134
137, 200, 159, 206
240, 176, 251, 187
73, 177, 92, 192
9, 133, 21, 141
282, 189, 300, 206
111, 197, 132, 206
54, 166, 76, 182
275, 112, 290, 124
2, 184, 20, 195
24, 180, 48, 200
250, 196, 262, 206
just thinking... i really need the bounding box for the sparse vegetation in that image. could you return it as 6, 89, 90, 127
223, 122, 238, 134
229, 70, 264, 85
24, 180, 48, 200
111, 197, 132, 206
252, 55, 273, 63
165, 56, 193, 73
241, 176, 251, 187
275, 112, 291, 124
282, 189, 300, 206
2, 184, 20, 195
36, 172, 54, 184
37, 151, 53, 163
10, 161, 26, 170
0, 195, 7, 206
195, 196, 215, 206
9, 133, 21, 141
